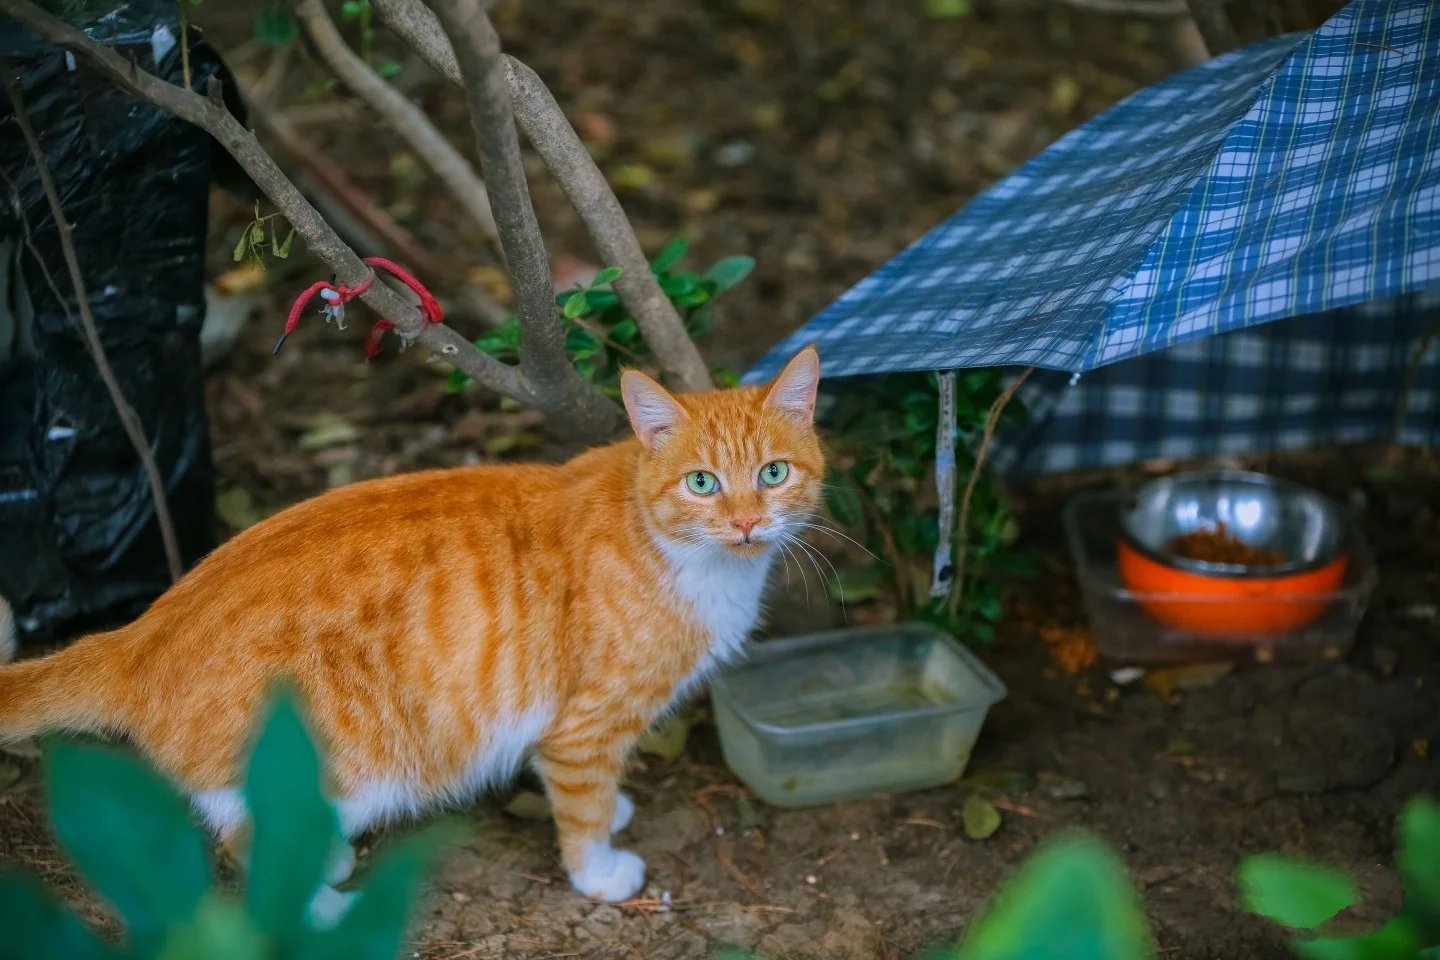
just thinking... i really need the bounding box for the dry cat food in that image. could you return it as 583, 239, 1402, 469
1164, 522, 1287, 567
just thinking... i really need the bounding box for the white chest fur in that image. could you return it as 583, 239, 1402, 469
658, 540, 775, 699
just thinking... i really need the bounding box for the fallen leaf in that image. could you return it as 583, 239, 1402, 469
737, 797, 768, 834
297, 415, 361, 452
962, 794, 1002, 840
1414, 739, 1430, 760
1050, 75, 1082, 116
638, 711, 693, 761
215, 487, 262, 532
1142, 661, 1233, 699
504, 790, 552, 821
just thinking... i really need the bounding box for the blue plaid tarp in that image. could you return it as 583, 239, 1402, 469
744, 0, 1440, 473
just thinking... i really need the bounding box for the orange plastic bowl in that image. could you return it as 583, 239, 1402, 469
1116, 471, 1350, 640
1116, 539, 1347, 638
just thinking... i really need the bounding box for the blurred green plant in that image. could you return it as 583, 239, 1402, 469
724, 796, 1440, 960
1239, 796, 1440, 959
446, 237, 753, 398
718, 832, 1155, 960
0, 689, 456, 960
822, 371, 1031, 644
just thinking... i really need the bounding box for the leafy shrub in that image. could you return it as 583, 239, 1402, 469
0, 690, 456, 960
447, 237, 754, 398
718, 832, 1156, 960
1239, 796, 1440, 959
822, 370, 1031, 643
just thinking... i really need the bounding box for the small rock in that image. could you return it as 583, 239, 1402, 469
450, 890, 472, 904
1042, 774, 1091, 801
503, 789, 552, 821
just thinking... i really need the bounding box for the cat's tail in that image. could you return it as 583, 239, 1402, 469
0, 628, 124, 743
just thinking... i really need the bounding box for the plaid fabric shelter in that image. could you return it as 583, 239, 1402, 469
745, 0, 1440, 474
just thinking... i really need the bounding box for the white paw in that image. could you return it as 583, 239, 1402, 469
307, 885, 356, 929
324, 844, 356, 886
568, 843, 646, 902
610, 792, 635, 834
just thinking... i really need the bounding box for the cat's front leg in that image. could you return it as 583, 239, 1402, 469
534, 736, 645, 902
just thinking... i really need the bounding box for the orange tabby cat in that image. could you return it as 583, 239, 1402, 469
0, 346, 823, 916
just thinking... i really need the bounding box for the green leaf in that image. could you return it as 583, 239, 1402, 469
925, 0, 972, 17
445, 369, 472, 394
156, 894, 268, 960
340, 0, 365, 16
674, 287, 711, 307
608, 317, 639, 343
1238, 855, 1356, 930
274, 226, 296, 259
704, 255, 755, 294
963, 795, 1002, 840
591, 266, 623, 286
0, 872, 119, 960
244, 688, 340, 942
308, 824, 463, 960
44, 739, 212, 952
585, 290, 620, 311
562, 290, 590, 320
254, 8, 299, 47
960, 834, 1154, 960
650, 237, 688, 272
1398, 797, 1440, 916
232, 229, 250, 263
375, 60, 402, 79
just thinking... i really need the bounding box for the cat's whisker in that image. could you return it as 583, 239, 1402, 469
776, 541, 810, 608
781, 533, 843, 620
792, 521, 885, 564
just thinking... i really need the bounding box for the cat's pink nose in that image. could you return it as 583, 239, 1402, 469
732, 517, 759, 538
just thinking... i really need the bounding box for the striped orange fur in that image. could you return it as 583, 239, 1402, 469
0, 346, 823, 912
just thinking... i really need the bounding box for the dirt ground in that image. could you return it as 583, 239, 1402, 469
8, 1, 1436, 958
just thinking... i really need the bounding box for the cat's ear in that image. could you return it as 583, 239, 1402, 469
763, 345, 821, 423
622, 369, 688, 449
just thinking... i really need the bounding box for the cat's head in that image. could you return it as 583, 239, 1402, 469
621, 346, 824, 558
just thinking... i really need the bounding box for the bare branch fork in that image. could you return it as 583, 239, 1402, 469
290, 0, 499, 247
0, 62, 184, 581
0, 0, 630, 439
372, 0, 714, 393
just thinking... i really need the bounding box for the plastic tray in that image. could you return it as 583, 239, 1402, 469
1063, 490, 1376, 663
710, 624, 1006, 808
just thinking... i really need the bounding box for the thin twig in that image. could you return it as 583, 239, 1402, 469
947, 367, 1033, 620
178, 1, 191, 90
292, 0, 499, 244
372, 0, 713, 392
1392, 317, 1440, 443
0, 62, 183, 581
0, 0, 625, 435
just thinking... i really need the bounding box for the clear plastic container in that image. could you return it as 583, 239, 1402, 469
709, 624, 1006, 808
1063, 490, 1377, 664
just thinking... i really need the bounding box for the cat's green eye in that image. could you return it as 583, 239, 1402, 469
685, 470, 719, 495
759, 461, 790, 486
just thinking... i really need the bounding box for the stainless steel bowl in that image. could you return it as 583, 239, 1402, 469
1120, 470, 1349, 578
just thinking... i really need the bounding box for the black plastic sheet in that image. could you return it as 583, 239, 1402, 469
0, 1, 239, 642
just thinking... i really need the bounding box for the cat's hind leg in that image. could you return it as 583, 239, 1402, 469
193, 786, 358, 929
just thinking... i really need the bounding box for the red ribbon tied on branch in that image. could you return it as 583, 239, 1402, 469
274, 257, 443, 359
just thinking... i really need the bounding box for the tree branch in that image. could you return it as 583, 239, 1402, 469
0, 0, 558, 422
0, 62, 184, 582
291, 0, 499, 246
373, 0, 714, 393
428, 0, 622, 435
1184, 0, 1237, 55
